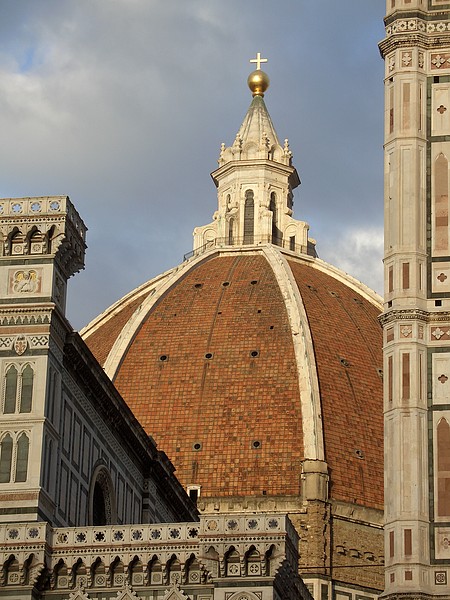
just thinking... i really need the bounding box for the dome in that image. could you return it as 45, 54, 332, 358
82, 245, 383, 510
81, 69, 385, 591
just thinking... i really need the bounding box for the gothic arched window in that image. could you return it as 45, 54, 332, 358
0, 434, 13, 483
20, 365, 33, 413
0, 432, 30, 484
4, 366, 18, 414
15, 433, 29, 483
2, 364, 34, 415
89, 465, 117, 526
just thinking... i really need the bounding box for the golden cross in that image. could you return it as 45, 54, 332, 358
249, 52, 268, 71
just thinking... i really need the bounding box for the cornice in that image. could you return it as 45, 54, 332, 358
0, 305, 54, 326
211, 159, 299, 188
379, 308, 450, 325
379, 32, 450, 58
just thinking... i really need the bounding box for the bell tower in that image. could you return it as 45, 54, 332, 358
380, 1, 450, 597
193, 54, 314, 257
0, 196, 86, 523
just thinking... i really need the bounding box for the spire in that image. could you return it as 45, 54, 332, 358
218, 55, 292, 168
193, 55, 314, 258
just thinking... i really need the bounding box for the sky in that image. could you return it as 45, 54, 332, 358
0, 1, 386, 330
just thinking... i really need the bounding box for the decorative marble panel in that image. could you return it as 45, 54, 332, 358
433, 353, 450, 404
432, 264, 450, 293
435, 527, 450, 559
433, 85, 450, 135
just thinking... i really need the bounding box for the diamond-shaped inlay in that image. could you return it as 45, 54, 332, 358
437, 272, 448, 282
438, 105, 448, 115
432, 327, 450, 340
439, 374, 448, 384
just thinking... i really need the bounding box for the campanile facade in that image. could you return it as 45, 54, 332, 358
380, 1, 450, 597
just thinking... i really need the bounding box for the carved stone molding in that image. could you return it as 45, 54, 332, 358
379, 309, 429, 326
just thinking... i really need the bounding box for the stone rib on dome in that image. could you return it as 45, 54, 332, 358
83, 245, 383, 509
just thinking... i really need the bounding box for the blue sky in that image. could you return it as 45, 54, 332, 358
0, 1, 385, 328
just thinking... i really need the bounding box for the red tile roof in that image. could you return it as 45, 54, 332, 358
84, 250, 383, 508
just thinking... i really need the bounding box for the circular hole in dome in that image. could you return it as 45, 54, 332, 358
252, 440, 261, 449
250, 280, 258, 285
340, 357, 350, 367
250, 350, 259, 358
193, 442, 202, 451
205, 352, 214, 359
355, 449, 364, 459
257, 309, 262, 313
159, 354, 168, 362
222, 281, 230, 287
329, 290, 340, 298
269, 325, 274, 330
194, 283, 203, 289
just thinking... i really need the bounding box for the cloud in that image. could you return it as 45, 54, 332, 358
0, 1, 386, 328
319, 226, 384, 296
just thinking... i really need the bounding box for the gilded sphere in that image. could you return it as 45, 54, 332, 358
247, 69, 270, 96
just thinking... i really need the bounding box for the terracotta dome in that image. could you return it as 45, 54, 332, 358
82, 245, 383, 510
82, 79, 385, 589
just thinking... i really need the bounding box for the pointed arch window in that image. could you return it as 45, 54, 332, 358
4, 366, 18, 413
15, 433, 29, 482
3, 364, 34, 414
243, 190, 254, 244
89, 465, 117, 525
0, 432, 30, 484
0, 434, 13, 483
20, 365, 33, 413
